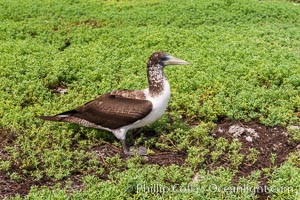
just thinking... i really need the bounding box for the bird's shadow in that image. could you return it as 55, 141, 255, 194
65, 113, 190, 151
67, 124, 116, 143
127, 114, 190, 149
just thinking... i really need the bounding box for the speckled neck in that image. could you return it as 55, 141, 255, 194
147, 62, 166, 97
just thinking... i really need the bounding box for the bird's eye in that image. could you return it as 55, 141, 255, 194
160, 56, 170, 62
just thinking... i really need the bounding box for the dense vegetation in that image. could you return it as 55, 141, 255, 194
0, 0, 299, 199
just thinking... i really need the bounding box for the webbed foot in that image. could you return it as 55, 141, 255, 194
121, 139, 147, 156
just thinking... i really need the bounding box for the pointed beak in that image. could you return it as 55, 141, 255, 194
163, 55, 189, 66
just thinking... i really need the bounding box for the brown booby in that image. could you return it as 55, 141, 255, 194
40, 52, 189, 155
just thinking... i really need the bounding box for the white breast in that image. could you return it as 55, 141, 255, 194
126, 79, 171, 130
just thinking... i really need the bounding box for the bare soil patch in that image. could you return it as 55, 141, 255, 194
0, 171, 83, 200
210, 119, 300, 200
48, 84, 68, 95
212, 119, 299, 181
93, 143, 186, 167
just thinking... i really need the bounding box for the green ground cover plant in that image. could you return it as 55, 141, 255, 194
0, 0, 299, 199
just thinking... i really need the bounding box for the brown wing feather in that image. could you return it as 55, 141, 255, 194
40, 90, 152, 129
73, 93, 152, 129
110, 90, 146, 100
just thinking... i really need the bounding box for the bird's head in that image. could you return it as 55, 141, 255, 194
147, 52, 189, 68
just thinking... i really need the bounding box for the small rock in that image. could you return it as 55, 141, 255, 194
281, 132, 288, 137
58, 87, 68, 94
246, 128, 259, 138
233, 132, 241, 138
245, 136, 253, 142
51, 86, 68, 94
273, 143, 282, 151
246, 128, 256, 134
252, 132, 260, 138
260, 147, 264, 151
229, 125, 245, 138
218, 127, 224, 133
289, 125, 300, 130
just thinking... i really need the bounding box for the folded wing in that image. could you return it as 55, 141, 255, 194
40, 92, 153, 129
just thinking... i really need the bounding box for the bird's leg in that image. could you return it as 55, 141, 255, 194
120, 139, 147, 156
121, 139, 130, 155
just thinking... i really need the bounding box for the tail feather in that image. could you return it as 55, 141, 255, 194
40, 115, 64, 121
40, 109, 78, 122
